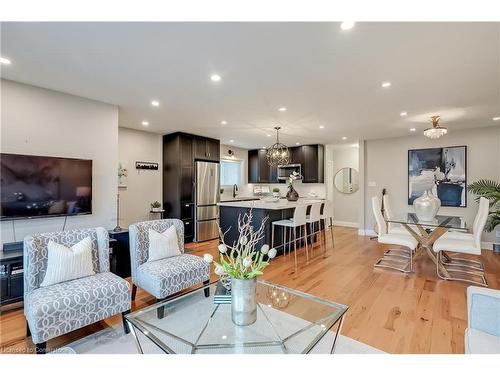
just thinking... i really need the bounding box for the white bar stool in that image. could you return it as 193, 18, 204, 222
320, 200, 334, 251
306, 202, 325, 257
271, 204, 309, 272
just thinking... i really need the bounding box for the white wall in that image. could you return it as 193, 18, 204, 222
118, 127, 162, 227
325, 144, 359, 227
363, 126, 500, 243
0, 80, 119, 244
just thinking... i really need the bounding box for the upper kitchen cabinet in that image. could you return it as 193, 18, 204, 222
248, 149, 278, 183
194, 136, 220, 162
301, 144, 324, 183
247, 144, 324, 184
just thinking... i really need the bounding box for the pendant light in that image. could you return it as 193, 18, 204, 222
424, 115, 448, 139
266, 126, 290, 167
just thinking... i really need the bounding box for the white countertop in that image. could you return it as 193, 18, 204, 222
218, 198, 324, 210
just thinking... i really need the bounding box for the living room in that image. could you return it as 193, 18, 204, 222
1, 1, 499, 374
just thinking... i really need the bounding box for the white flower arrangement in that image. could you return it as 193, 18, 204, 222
288, 171, 301, 188
118, 163, 128, 178
204, 210, 277, 279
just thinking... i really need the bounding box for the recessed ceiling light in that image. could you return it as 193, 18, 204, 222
296, 142, 301, 145
0, 57, 11, 65
319, 125, 325, 129
266, 134, 271, 137
211, 74, 221, 82
141, 121, 149, 126
400, 111, 408, 117
151, 100, 160, 107
381, 82, 391, 88
493, 117, 500, 121
340, 21, 355, 31
229, 139, 234, 143
341, 136, 347, 140
278, 107, 287, 112
221, 120, 227, 125
410, 128, 416, 132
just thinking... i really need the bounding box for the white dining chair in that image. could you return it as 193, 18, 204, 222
432, 197, 489, 286
372, 196, 418, 273
306, 202, 325, 257
320, 200, 335, 250
383, 194, 411, 235
272, 204, 309, 272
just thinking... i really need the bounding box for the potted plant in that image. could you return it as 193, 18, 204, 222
272, 187, 281, 198
468, 179, 500, 252
204, 210, 277, 326
150, 201, 162, 212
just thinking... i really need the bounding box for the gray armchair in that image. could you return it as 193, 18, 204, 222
129, 219, 210, 318
24, 227, 131, 353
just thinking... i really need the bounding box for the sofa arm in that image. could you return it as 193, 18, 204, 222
467, 286, 500, 337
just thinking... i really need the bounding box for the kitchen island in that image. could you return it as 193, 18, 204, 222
218, 198, 324, 256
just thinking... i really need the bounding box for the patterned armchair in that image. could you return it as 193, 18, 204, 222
24, 227, 131, 353
129, 219, 210, 318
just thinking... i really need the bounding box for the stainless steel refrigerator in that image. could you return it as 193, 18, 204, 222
195, 161, 220, 242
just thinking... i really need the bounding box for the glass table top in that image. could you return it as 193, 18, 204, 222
125, 280, 348, 354
387, 213, 467, 229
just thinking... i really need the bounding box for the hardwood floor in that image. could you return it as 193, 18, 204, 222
1, 226, 499, 354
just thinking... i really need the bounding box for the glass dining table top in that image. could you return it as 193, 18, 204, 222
125, 280, 348, 354
386, 213, 467, 230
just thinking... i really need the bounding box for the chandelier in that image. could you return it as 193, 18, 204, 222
266, 126, 290, 167
424, 115, 448, 139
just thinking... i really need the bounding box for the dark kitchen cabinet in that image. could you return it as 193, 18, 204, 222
194, 136, 220, 162
248, 149, 278, 183
302, 144, 324, 183
248, 144, 324, 184
163, 132, 220, 243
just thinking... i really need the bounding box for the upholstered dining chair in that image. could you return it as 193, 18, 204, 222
128, 219, 210, 319
24, 227, 131, 354
382, 194, 410, 235
432, 197, 489, 286
372, 196, 418, 273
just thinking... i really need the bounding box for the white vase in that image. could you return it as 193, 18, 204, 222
413, 191, 441, 221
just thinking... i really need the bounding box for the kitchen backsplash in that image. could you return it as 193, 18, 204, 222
220, 181, 326, 200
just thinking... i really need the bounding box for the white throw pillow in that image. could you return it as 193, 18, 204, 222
147, 226, 181, 262
40, 236, 95, 287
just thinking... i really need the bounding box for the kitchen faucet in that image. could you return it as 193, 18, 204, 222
233, 184, 238, 198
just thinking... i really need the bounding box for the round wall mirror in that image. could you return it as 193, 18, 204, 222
334, 167, 359, 194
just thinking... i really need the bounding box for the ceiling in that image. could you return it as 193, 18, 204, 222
1, 22, 499, 149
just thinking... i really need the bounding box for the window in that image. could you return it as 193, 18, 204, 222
220, 160, 242, 186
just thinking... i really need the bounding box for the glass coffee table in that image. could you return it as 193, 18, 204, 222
125, 280, 348, 354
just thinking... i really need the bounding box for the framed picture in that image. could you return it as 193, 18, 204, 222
408, 146, 467, 207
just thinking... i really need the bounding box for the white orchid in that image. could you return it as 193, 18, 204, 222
209, 210, 276, 280
242, 257, 253, 268
214, 265, 225, 276
203, 254, 214, 263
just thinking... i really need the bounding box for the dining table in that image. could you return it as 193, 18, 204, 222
386, 213, 467, 277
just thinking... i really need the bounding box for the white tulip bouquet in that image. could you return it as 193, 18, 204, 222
204, 210, 277, 280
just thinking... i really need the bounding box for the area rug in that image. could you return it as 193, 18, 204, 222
63, 325, 384, 354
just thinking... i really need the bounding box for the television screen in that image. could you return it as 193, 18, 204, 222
1, 153, 92, 220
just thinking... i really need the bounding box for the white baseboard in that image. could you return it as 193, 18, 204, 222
358, 229, 376, 236
481, 242, 494, 250
333, 221, 358, 228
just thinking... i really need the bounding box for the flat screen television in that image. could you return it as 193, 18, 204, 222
1, 153, 92, 220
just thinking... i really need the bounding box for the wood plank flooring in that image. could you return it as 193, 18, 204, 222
1, 226, 499, 354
